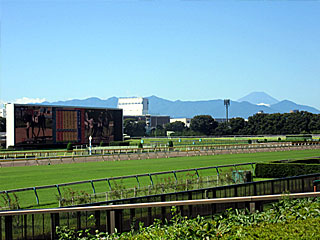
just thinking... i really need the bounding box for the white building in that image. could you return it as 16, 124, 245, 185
117, 97, 149, 116
0, 108, 6, 118
170, 118, 192, 128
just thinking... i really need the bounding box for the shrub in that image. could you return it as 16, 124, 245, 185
56, 198, 320, 239
58, 188, 91, 207
138, 143, 143, 149
248, 139, 252, 144
109, 141, 130, 146
0, 193, 20, 210
255, 162, 320, 178
168, 140, 173, 148
66, 142, 73, 151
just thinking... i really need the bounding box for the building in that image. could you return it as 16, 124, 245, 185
117, 97, 149, 116
290, 110, 299, 113
123, 115, 170, 130
214, 118, 227, 123
170, 118, 192, 128
5, 103, 123, 148
0, 108, 6, 118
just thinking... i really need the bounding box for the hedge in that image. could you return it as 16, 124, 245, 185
109, 141, 130, 146
255, 162, 320, 178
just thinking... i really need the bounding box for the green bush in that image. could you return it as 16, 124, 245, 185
138, 142, 143, 149
255, 162, 320, 178
56, 197, 320, 239
168, 140, 173, 148
66, 142, 73, 151
109, 141, 130, 146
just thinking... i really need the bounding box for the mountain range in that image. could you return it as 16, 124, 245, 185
42, 92, 320, 119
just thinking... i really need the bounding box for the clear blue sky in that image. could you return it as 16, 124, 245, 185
1, 0, 319, 109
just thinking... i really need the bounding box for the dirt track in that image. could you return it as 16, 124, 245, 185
1, 144, 320, 168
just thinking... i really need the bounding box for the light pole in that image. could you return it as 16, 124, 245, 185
224, 99, 230, 123
89, 135, 92, 155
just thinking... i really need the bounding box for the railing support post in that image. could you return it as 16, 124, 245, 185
5, 216, 13, 240
50, 213, 59, 240
95, 210, 101, 231
249, 202, 255, 213
107, 210, 122, 234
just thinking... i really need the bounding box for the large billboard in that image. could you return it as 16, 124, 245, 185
7, 104, 123, 147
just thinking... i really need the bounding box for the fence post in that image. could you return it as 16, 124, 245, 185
149, 174, 154, 187
108, 210, 122, 234
161, 195, 166, 222
130, 199, 136, 229
34, 187, 39, 205
249, 202, 256, 213
211, 189, 217, 218
77, 212, 81, 230
188, 191, 193, 218
5, 216, 13, 240
50, 213, 59, 240
253, 182, 257, 196
90, 181, 96, 194
147, 207, 152, 226
24, 215, 28, 239
95, 211, 101, 231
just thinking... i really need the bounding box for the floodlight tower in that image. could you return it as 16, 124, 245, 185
224, 99, 230, 123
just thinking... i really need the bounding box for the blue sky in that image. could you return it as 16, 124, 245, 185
1, 0, 319, 109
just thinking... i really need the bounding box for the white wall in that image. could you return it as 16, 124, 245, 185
118, 97, 148, 116
170, 118, 191, 128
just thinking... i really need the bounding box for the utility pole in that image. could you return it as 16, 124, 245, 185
224, 99, 230, 123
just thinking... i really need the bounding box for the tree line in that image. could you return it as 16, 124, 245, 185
124, 111, 320, 137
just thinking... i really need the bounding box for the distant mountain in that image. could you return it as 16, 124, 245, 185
42, 93, 320, 119
147, 96, 274, 118
271, 100, 320, 114
238, 92, 279, 106
42, 97, 118, 108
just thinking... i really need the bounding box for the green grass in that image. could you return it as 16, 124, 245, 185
1, 149, 320, 209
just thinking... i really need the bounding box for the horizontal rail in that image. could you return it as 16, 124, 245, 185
1, 191, 319, 216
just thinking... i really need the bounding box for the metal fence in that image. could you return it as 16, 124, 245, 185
0, 163, 255, 208
1, 172, 320, 240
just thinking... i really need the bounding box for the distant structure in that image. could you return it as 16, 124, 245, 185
5, 103, 123, 148
215, 118, 227, 123
124, 115, 170, 130
118, 97, 169, 132
290, 110, 299, 113
170, 118, 191, 128
0, 108, 6, 118
117, 97, 149, 116
224, 99, 230, 123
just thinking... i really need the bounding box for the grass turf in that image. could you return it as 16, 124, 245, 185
0, 149, 319, 208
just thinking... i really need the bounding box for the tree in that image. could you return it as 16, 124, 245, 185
151, 125, 166, 137
228, 117, 246, 135
124, 119, 146, 137
164, 121, 186, 132
190, 115, 218, 135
